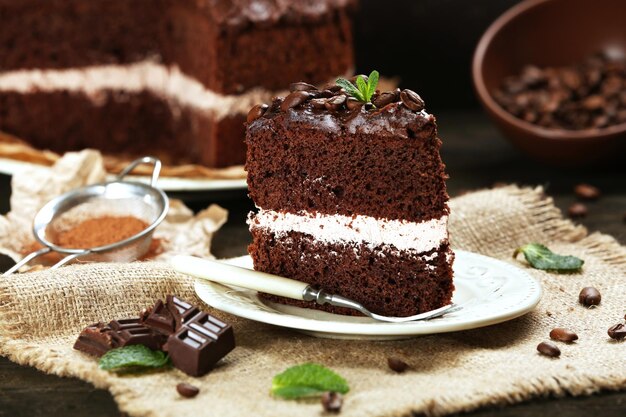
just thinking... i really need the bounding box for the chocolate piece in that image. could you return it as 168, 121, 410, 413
574, 184, 601, 200
290, 82, 318, 92
73, 319, 166, 357
73, 322, 114, 357
141, 299, 176, 335
166, 295, 200, 329
166, 312, 235, 377
109, 318, 167, 351
325, 95, 346, 111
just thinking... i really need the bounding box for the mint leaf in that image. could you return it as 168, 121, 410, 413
513, 243, 583, 272
335, 78, 364, 101
271, 363, 349, 399
356, 75, 368, 100
99, 345, 170, 373
366, 70, 379, 102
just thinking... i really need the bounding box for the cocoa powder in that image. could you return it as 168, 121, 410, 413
56, 216, 148, 248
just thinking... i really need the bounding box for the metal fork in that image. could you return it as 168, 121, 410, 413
171, 255, 460, 323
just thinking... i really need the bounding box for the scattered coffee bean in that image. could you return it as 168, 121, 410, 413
568, 202, 588, 218
549, 327, 578, 343
246, 103, 268, 124
321, 391, 343, 413
176, 383, 200, 398
400, 89, 425, 111
579, 287, 601, 306
325, 95, 347, 111
280, 91, 311, 111
537, 341, 561, 358
608, 323, 626, 340
372, 92, 397, 108
574, 183, 601, 200
346, 97, 363, 111
289, 82, 318, 92
387, 357, 409, 373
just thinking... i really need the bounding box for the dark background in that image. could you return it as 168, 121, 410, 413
355, 0, 521, 110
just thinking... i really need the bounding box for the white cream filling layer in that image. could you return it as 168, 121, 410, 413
249, 209, 449, 254
0, 61, 285, 120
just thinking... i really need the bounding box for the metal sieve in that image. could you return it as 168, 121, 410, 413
3, 156, 169, 276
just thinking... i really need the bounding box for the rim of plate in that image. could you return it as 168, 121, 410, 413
194, 250, 542, 336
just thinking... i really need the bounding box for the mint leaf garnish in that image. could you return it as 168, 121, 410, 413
513, 243, 584, 273
271, 363, 349, 399
336, 70, 380, 104
335, 78, 364, 101
99, 345, 170, 373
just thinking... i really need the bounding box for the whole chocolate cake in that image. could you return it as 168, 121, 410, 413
246, 76, 454, 317
0, 0, 355, 167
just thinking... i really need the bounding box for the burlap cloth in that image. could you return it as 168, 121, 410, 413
1, 185, 625, 417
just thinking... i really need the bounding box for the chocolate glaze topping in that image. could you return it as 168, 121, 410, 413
247, 78, 436, 140
204, 0, 357, 32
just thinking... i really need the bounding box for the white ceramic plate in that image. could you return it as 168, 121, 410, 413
0, 157, 247, 192
194, 250, 542, 340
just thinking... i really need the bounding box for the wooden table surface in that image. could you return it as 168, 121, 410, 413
0, 110, 624, 417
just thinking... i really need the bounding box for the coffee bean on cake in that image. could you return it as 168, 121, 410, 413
290, 82, 318, 92
281, 91, 312, 111
325, 95, 347, 111
247, 104, 269, 124
400, 89, 425, 111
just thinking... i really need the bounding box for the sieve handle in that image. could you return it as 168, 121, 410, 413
2, 247, 51, 276
52, 250, 92, 269
116, 156, 162, 187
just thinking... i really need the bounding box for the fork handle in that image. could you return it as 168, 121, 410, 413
170, 255, 309, 300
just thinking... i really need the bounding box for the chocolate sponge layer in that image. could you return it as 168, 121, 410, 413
249, 227, 455, 317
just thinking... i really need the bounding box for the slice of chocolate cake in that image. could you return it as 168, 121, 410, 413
0, 0, 355, 168
246, 74, 454, 317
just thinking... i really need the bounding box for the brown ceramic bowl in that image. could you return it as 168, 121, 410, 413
473, 0, 626, 166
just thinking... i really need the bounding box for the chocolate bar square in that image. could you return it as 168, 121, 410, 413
109, 318, 167, 351
166, 312, 235, 377
73, 322, 114, 357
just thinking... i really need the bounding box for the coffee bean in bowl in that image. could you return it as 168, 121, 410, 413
472, 0, 626, 166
